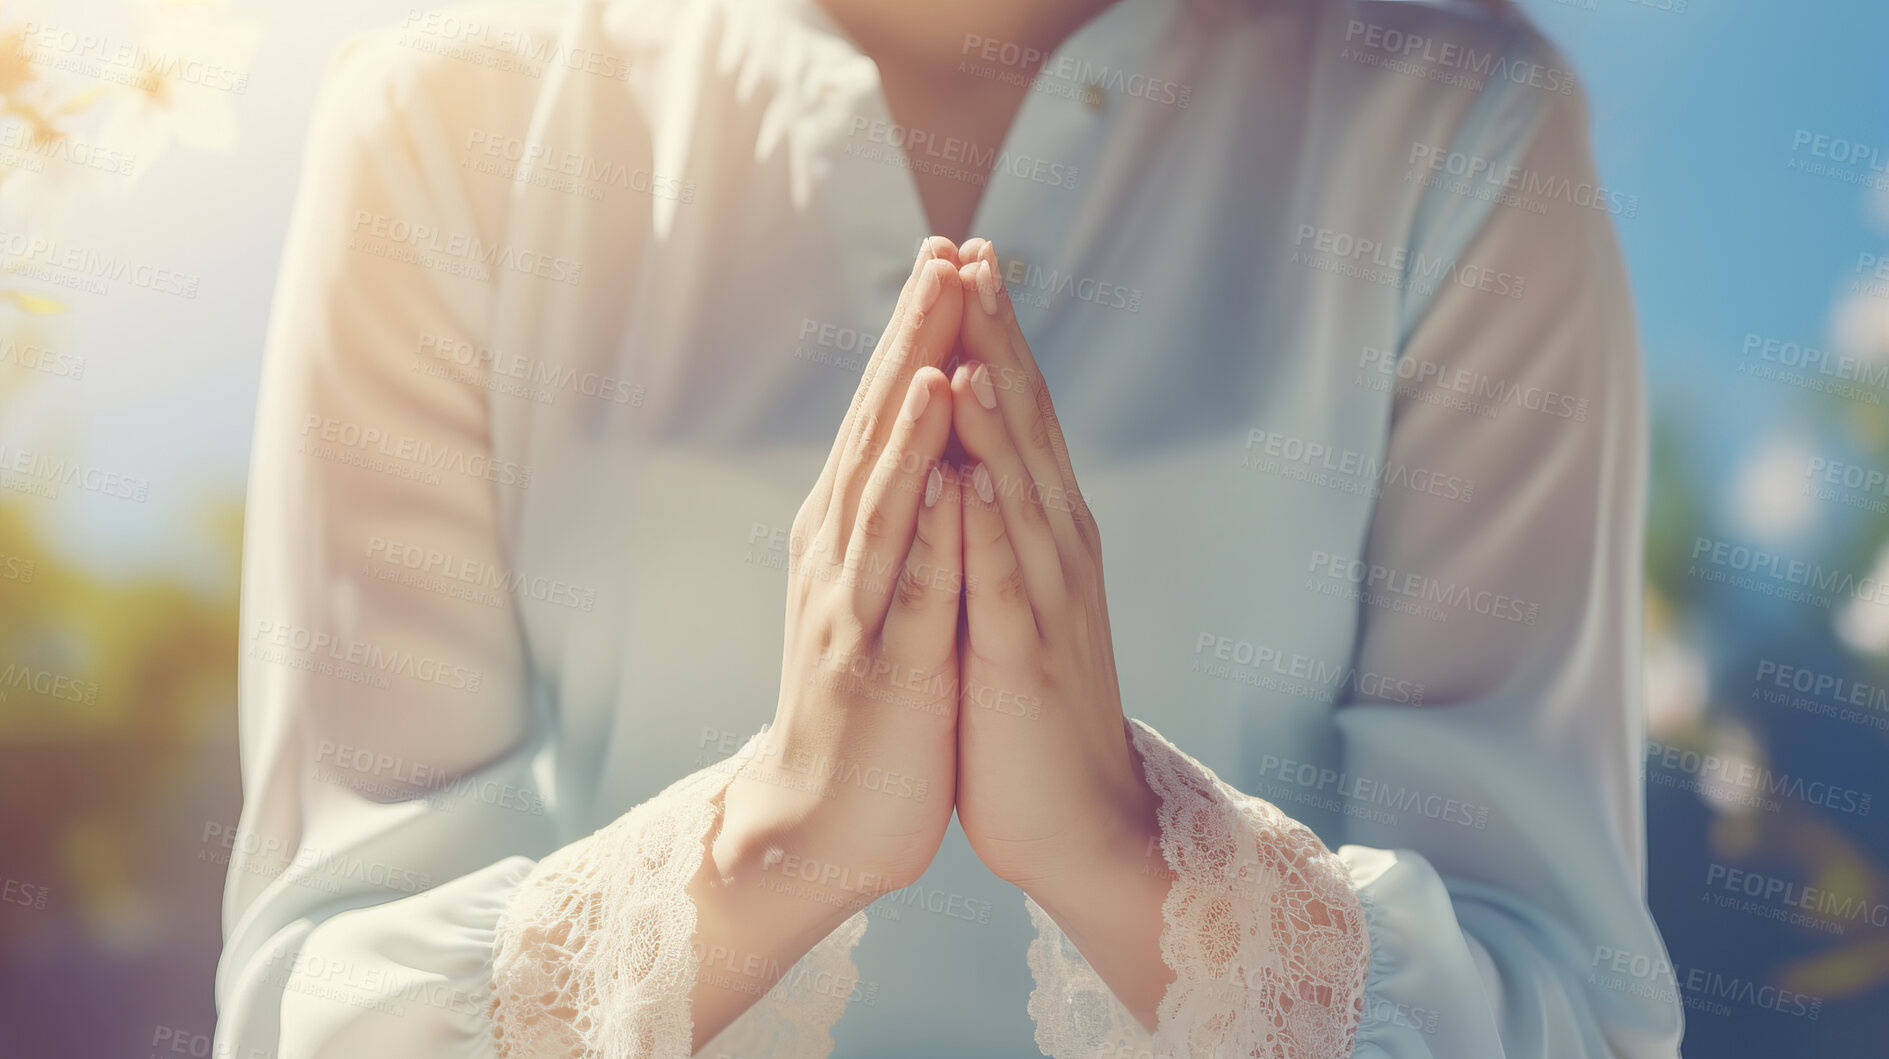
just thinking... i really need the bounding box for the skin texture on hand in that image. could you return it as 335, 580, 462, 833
946, 238, 1175, 1028
689, 235, 1174, 1047
686, 238, 968, 1049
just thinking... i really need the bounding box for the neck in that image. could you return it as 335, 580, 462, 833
815, 0, 1118, 81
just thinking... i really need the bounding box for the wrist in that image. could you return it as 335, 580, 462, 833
1016, 743, 1168, 909
694, 784, 880, 955
1015, 752, 1174, 1032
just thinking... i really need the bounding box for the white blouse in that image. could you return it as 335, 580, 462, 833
215, 0, 1685, 1055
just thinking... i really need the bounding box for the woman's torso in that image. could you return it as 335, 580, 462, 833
437, 0, 1518, 1050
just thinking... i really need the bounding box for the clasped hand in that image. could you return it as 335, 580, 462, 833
719, 237, 1161, 925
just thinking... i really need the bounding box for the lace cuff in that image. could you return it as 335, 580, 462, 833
1025, 719, 1371, 1058
489, 728, 868, 1058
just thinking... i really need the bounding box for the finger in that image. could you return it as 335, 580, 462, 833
820, 250, 965, 551
881, 461, 962, 668
801, 238, 959, 542
952, 361, 1065, 619
954, 247, 1092, 550
846, 366, 953, 625
816, 237, 960, 498
958, 458, 1040, 660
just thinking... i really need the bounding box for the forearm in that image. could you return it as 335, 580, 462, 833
491, 738, 879, 1058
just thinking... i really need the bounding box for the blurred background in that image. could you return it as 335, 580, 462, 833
0, 0, 1884, 1055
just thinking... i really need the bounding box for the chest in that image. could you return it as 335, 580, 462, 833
481, 54, 1414, 826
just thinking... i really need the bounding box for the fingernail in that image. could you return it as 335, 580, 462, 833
973, 463, 994, 504
970, 362, 997, 409
925, 466, 943, 508
914, 259, 942, 314
903, 377, 931, 422
975, 259, 1000, 315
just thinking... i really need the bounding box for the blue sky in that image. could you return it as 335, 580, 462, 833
1530, 0, 1887, 445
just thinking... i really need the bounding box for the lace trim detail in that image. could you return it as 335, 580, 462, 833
489, 729, 867, 1058
698, 911, 868, 1059
1026, 896, 1158, 1059
1025, 720, 1371, 1059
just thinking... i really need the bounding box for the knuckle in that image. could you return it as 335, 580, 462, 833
855, 496, 890, 544
893, 563, 931, 609
1017, 491, 1050, 529
1032, 380, 1059, 425
831, 592, 878, 639
911, 518, 938, 553
972, 514, 1008, 550
792, 493, 822, 538
1027, 411, 1054, 455
1068, 493, 1100, 541
848, 410, 885, 457
992, 564, 1030, 606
